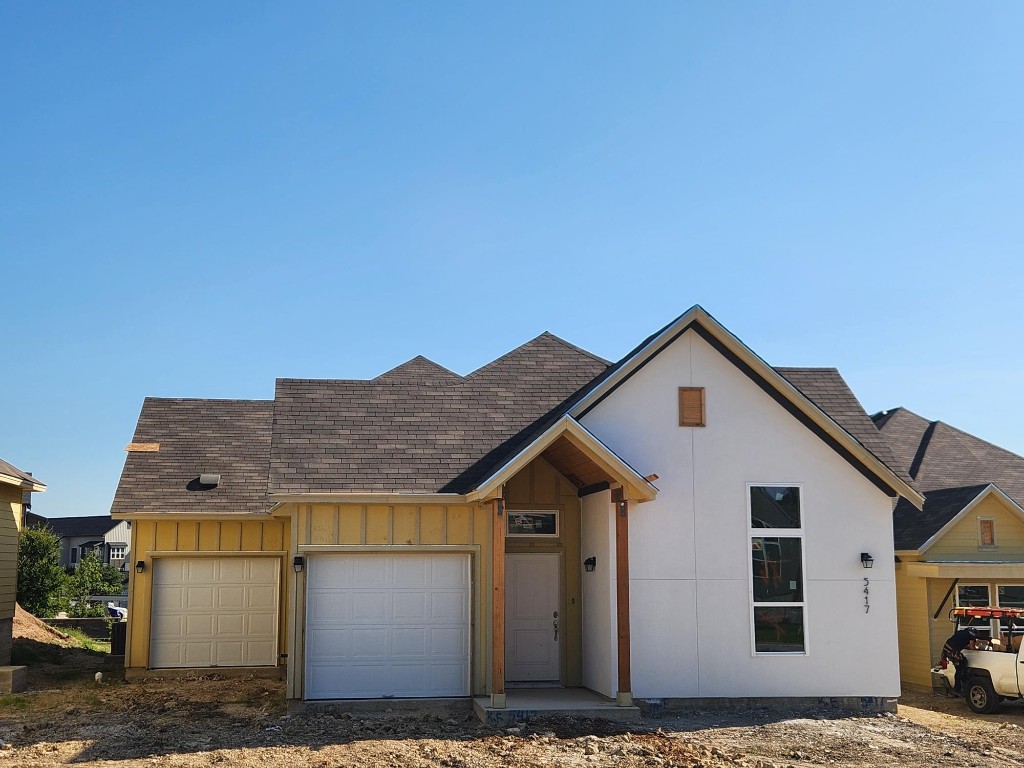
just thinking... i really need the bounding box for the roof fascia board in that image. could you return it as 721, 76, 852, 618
467, 415, 657, 503
0, 473, 45, 492
268, 493, 470, 506
571, 306, 924, 509
919, 484, 1024, 554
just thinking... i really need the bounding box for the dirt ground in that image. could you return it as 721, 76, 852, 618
3, 617, 1024, 768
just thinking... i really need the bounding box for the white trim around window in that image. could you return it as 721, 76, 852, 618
747, 483, 808, 657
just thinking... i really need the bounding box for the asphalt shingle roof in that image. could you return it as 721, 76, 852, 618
110, 399, 274, 515
0, 457, 42, 488
112, 327, 906, 515
874, 406, 1024, 549
269, 333, 610, 495
27, 514, 121, 539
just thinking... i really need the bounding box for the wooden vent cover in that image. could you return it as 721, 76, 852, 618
678, 387, 705, 427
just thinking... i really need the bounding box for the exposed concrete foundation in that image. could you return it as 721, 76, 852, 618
292, 697, 473, 716
637, 695, 899, 715
473, 688, 641, 725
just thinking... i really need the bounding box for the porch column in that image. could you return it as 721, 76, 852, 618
613, 488, 633, 706
491, 496, 506, 708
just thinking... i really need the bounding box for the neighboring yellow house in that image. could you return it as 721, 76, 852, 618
873, 407, 1024, 690
0, 457, 45, 691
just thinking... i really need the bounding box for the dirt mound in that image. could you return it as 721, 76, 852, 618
13, 603, 73, 645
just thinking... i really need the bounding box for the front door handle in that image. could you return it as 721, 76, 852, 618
553, 611, 559, 642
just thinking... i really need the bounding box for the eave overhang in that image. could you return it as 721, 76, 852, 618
466, 415, 658, 504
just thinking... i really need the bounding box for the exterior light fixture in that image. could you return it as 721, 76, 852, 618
584, 556, 597, 573
861, 552, 874, 569
293, 556, 304, 573
135, 560, 146, 573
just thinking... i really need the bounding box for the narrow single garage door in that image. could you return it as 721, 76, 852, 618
150, 557, 280, 669
304, 553, 470, 699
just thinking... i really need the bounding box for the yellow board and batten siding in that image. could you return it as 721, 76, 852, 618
896, 493, 1024, 689
125, 518, 289, 670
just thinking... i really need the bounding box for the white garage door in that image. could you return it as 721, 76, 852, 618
304, 553, 470, 699
150, 557, 280, 669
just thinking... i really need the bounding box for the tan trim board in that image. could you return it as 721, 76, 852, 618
0, 473, 45, 492
269, 493, 469, 505
299, 544, 480, 554
147, 550, 288, 558
906, 561, 1024, 579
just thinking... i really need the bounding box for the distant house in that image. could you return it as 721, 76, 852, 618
26, 514, 130, 571
873, 407, 1024, 689
0, 457, 45, 686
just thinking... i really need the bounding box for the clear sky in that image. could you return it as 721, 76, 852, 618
3, 3, 1023, 518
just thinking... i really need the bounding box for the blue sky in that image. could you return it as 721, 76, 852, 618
3, 3, 1023, 517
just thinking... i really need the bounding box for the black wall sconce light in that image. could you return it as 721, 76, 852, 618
293, 555, 304, 573
584, 556, 597, 573
135, 560, 146, 573
861, 552, 874, 569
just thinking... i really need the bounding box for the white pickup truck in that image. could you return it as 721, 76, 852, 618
934, 606, 1024, 714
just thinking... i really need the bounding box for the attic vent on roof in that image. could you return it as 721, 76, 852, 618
199, 474, 221, 487
679, 387, 705, 427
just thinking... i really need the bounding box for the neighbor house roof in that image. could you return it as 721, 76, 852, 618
27, 514, 122, 539
111, 399, 274, 515
0, 458, 45, 492
873, 406, 1024, 550
113, 309, 920, 515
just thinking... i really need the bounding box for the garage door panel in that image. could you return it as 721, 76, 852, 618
186, 560, 218, 581
305, 554, 470, 699
186, 586, 215, 609
150, 557, 280, 669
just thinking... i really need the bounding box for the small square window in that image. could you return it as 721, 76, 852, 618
678, 387, 705, 427
979, 518, 996, 548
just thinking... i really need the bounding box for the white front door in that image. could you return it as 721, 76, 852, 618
505, 553, 560, 682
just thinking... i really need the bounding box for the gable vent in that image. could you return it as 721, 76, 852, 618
679, 387, 705, 428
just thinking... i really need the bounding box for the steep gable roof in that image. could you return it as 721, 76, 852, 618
892, 484, 990, 551
269, 333, 610, 496
111, 398, 273, 515
569, 306, 921, 506
374, 356, 463, 384
875, 407, 1024, 550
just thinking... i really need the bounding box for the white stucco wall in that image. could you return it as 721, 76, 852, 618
580, 329, 900, 699
580, 489, 617, 698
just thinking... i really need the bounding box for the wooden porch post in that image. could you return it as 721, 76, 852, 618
491, 496, 506, 708
613, 488, 633, 706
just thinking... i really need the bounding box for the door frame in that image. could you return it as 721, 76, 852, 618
504, 550, 563, 684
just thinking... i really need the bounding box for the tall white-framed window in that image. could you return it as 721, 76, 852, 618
749, 484, 806, 655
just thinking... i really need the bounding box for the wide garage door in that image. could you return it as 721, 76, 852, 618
304, 553, 470, 699
150, 557, 280, 669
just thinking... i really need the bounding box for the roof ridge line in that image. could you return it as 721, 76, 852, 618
538, 331, 612, 367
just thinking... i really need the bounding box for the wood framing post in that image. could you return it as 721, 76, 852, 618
613, 488, 633, 706
491, 496, 507, 708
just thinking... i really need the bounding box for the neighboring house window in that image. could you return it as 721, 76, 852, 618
979, 518, 996, 549
997, 585, 1024, 640
109, 546, 126, 560
70, 548, 77, 564
956, 584, 994, 636
749, 485, 805, 654
678, 387, 705, 427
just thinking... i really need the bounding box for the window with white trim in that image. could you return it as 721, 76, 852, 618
109, 546, 126, 560
749, 485, 805, 654
996, 584, 1024, 639
956, 584, 994, 637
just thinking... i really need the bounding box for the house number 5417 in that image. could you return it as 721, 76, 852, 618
863, 578, 870, 614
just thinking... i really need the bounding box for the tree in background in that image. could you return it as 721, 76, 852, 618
17, 526, 68, 617
66, 551, 126, 617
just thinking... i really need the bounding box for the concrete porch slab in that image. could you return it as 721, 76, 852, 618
474, 688, 640, 726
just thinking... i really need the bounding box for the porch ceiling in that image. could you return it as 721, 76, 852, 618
542, 435, 615, 490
